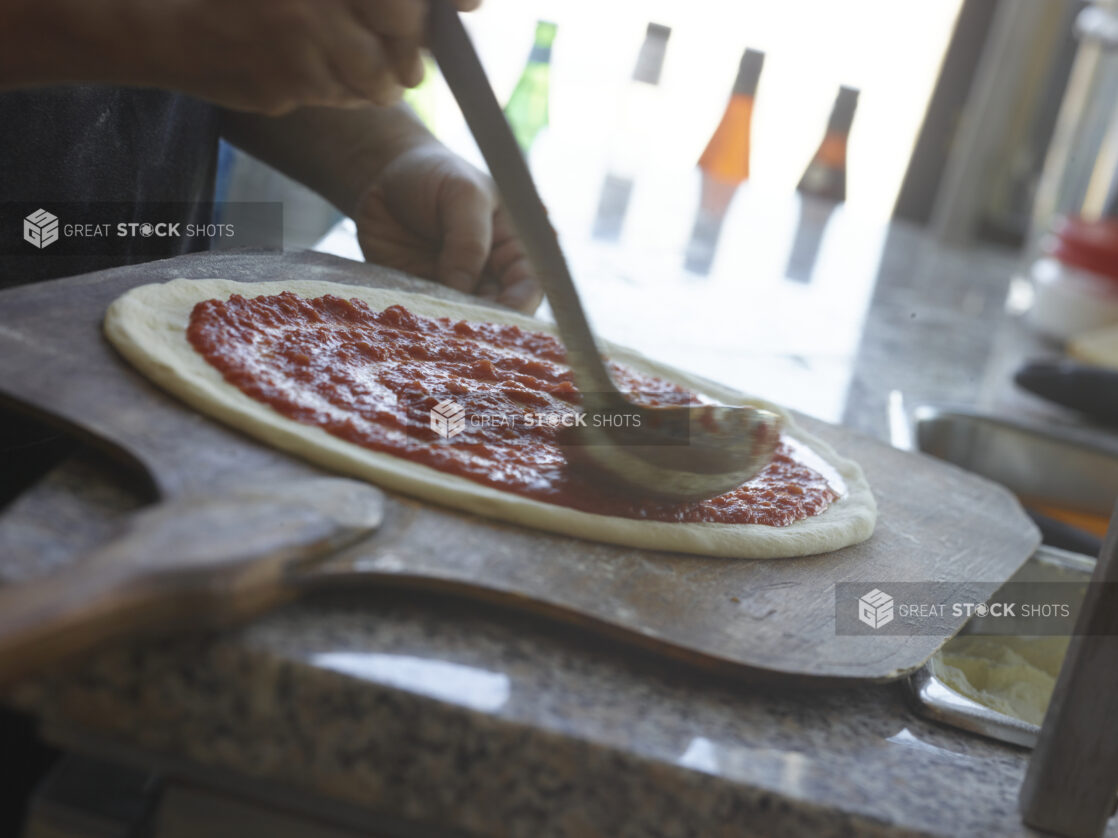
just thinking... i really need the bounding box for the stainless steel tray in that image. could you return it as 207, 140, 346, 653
905, 546, 1094, 749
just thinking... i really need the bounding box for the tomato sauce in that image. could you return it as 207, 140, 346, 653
187, 292, 838, 526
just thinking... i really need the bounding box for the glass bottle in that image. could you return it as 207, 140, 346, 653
504, 21, 558, 155
797, 85, 859, 202
591, 23, 673, 241
684, 49, 765, 274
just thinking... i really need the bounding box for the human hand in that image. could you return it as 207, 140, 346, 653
6, 0, 479, 115
354, 143, 542, 313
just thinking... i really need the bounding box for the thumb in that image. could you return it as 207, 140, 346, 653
437, 178, 495, 295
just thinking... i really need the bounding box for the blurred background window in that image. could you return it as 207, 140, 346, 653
426, 0, 966, 224
229, 0, 1108, 421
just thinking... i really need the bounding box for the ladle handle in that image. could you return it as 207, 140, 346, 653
427, 1, 616, 396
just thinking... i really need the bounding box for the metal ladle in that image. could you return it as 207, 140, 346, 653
427, 2, 782, 502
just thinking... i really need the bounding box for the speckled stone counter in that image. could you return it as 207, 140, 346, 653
1, 218, 1104, 837
3, 580, 1054, 837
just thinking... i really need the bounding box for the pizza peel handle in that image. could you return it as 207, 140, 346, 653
426, 2, 783, 503
0, 479, 383, 687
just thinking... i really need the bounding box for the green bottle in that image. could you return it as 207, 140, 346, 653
504, 21, 557, 155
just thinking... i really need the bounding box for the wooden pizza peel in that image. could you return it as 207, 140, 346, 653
0, 250, 1040, 684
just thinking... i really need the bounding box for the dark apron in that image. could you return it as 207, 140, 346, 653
0, 85, 219, 287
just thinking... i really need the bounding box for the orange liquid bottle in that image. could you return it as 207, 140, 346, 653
797, 86, 859, 202
685, 49, 765, 274
698, 48, 764, 185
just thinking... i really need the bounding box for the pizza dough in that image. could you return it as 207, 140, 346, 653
104, 278, 876, 558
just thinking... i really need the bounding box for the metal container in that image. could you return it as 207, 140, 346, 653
905, 405, 1114, 747
912, 405, 1118, 518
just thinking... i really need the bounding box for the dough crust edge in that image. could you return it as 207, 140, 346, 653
103, 277, 877, 559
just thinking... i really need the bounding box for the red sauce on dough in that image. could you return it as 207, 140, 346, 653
187, 292, 839, 526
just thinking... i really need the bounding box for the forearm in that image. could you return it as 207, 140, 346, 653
220, 103, 438, 217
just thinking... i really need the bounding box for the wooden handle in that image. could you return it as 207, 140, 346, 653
0, 562, 235, 688
1020, 501, 1118, 837
0, 479, 383, 687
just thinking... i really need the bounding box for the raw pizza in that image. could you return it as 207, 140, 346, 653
104, 278, 876, 558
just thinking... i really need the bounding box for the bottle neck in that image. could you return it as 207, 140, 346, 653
825, 87, 859, 136
528, 21, 558, 66
731, 50, 765, 98
631, 23, 671, 85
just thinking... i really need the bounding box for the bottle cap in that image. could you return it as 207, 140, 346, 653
1051, 216, 1118, 283
632, 23, 672, 85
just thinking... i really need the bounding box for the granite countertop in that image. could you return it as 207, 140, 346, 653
1, 211, 1101, 836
